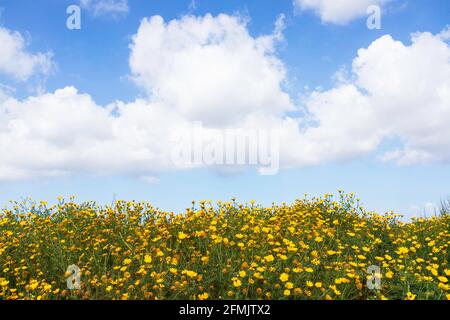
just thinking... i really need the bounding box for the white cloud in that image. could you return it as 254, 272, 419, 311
0, 84, 13, 103
79, 0, 129, 18
280, 84, 381, 167
1, 15, 450, 181
0, 27, 53, 81
301, 29, 450, 166
129, 14, 292, 126
0, 86, 191, 180
0, 14, 291, 180
438, 25, 450, 41
293, 0, 391, 25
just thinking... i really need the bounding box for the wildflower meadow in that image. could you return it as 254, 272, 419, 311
0, 193, 449, 300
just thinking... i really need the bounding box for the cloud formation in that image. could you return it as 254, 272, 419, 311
79, 0, 129, 18
302, 29, 450, 166
293, 0, 391, 25
129, 14, 292, 126
0, 27, 53, 81
0, 14, 290, 180
1, 15, 450, 181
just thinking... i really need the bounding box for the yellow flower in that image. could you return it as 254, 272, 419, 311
385, 271, 394, 279
315, 282, 322, 288
277, 254, 287, 261
264, 255, 275, 262
0, 278, 9, 287
169, 268, 178, 274
239, 271, 246, 278
294, 288, 303, 295
232, 279, 242, 287
279, 273, 289, 282
293, 267, 303, 273
29, 281, 39, 290
198, 292, 209, 300
43, 284, 52, 292
285, 282, 294, 289
123, 258, 132, 265
106, 286, 113, 292
438, 276, 448, 283
446, 294, 450, 300
283, 289, 291, 296
396, 247, 409, 255
438, 283, 449, 291
335, 278, 350, 284
329, 285, 341, 296
182, 270, 198, 278
306, 281, 313, 287
144, 255, 152, 264
178, 232, 188, 240
405, 292, 416, 300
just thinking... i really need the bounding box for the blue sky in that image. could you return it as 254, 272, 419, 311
0, 0, 449, 218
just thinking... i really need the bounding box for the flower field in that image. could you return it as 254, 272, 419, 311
0, 193, 449, 300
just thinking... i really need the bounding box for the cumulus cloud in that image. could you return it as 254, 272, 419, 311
79, 0, 129, 18
0, 27, 53, 81
129, 14, 292, 126
301, 29, 450, 166
293, 0, 391, 25
0, 14, 291, 180
439, 26, 450, 41
1, 14, 450, 181
279, 84, 381, 167
0, 86, 192, 180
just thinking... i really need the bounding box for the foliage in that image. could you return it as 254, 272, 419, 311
0, 193, 449, 300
